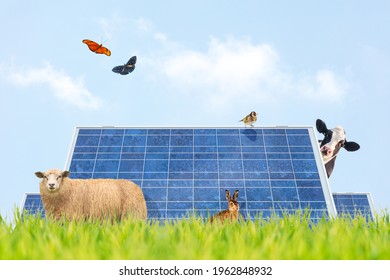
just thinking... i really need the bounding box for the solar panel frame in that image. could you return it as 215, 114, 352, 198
61, 126, 337, 221
332, 192, 375, 220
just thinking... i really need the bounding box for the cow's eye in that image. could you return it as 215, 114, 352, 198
57, 176, 62, 180
44, 176, 48, 180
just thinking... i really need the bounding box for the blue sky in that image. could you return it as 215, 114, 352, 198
0, 0, 389, 220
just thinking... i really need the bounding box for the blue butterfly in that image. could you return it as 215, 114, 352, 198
112, 56, 137, 75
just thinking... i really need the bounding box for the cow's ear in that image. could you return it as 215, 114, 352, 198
316, 119, 329, 134
344, 141, 360, 152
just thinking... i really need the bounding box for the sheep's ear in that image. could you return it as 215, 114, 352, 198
225, 190, 230, 201
62, 171, 70, 178
35, 172, 44, 178
233, 190, 239, 200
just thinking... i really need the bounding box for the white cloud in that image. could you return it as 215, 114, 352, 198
136, 17, 153, 32
148, 35, 348, 108
159, 38, 283, 106
98, 14, 129, 41
154, 32, 169, 44
8, 63, 103, 110
297, 69, 347, 102
135, 17, 178, 50
97, 18, 112, 40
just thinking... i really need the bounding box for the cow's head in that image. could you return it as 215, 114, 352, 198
316, 119, 360, 177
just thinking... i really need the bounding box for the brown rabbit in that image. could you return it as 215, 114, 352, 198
210, 189, 239, 224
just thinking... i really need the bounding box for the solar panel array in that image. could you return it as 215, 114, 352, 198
22, 127, 337, 221
332, 193, 374, 220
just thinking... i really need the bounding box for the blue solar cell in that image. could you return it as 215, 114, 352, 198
267, 153, 291, 159
271, 180, 296, 187
272, 188, 299, 201
264, 135, 288, 146
168, 188, 193, 201
169, 160, 193, 172
69, 159, 94, 173
123, 135, 146, 146
73, 153, 96, 160
76, 135, 100, 146
194, 201, 220, 209
274, 201, 300, 210
95, 160, 119, 172
120, 160, 143, 172
194, 188, 219, 201
93, 173, 117, 179
101, 129, 124, 135
100, 135, 123, 146
301, 202, 327, 210
266, 146, 289, 153
296, 180, 322, 187
118, 173, 142, 180
168, 179, 193, 187
287, 135, 312, 146
147, 135, 170, 146
125, 129, 147, 135
269, 172, 295, 179
243, 160, 267, 172
300, 187, 326, 201
295, 173, 320, 179
194, 179, 218, 187
74, 146, 98, 153
266, 129, 285, 135
217, 128, 239, 135
143, 179, 167, 187
354, 199, 370, 206
148, 129, 170, 135
98, 146, 122, 153
286, 129, 308, 135
268, 160, 293, 173
79, 128, 102, 135
247, 201, 273, 209
292, 160, 318, 173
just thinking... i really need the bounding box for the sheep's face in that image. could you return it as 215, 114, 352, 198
35, 170, 70, 192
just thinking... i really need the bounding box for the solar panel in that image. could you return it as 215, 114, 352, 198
62, 126, 334, 221
21, 193, 45, 218
332, 192, 375, 220
22, 127, 337, 221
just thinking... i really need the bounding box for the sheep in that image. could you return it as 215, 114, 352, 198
210, 189, 239, 224
35, 169, 147, 222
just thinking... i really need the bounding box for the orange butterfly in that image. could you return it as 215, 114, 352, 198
82, 39, 111, 56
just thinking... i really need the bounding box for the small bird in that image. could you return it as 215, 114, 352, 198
239, 111, 257, 127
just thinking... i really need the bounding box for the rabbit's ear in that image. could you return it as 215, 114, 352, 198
233, 190, 239, 200
225, 189, 230, 201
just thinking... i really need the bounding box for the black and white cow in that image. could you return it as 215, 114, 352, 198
316, 119, 360, 178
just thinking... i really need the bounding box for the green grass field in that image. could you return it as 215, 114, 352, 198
1, 210, 389, 260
